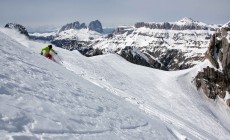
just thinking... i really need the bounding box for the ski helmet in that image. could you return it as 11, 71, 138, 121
48, 45, 52, 49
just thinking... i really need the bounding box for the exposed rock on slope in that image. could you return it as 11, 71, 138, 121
88, 20, 103, 33
118, 46, 165, 70
58, 21, 87, 33
195, 21, 230, 107
58, 20, 103, 33
5, 23, 30, 38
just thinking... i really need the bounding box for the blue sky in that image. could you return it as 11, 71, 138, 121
0, 0, 229, 28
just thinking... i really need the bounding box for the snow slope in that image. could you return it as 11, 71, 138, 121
62, 52, 230, 140
1, 28, 230, 140
0, 30, 175, 140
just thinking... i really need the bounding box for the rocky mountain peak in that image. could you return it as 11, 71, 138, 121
58, 21, 87, 33
88, 20, 103, 33
58, 20, 103, 34
178, 17, 194, 23
195, 21, 230, 107
5, 23, 29, 38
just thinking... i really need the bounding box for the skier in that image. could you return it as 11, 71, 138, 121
41, 45, 57, 60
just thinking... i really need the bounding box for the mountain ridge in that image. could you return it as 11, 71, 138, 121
58, 20, 104, 34
134, 17, 219, 31
11, 18, 222, 70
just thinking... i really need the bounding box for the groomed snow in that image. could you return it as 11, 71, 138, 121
0, 28, 230, 140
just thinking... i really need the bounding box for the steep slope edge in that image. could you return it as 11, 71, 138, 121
195, 21, 230, 107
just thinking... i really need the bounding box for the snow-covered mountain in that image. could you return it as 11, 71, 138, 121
29, 18, 221, 70
29, 20, 104, 55
1, 26, 230, 139
134, 17, 219, 31
91, 18, 221, 70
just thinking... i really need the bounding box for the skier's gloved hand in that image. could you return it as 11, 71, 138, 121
55, 52, 58, 55
41, 52, 43, 55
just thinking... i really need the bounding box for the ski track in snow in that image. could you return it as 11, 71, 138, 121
104, 71, 218, 140
61, 53, 230, 140
61, 54, 230, 139
0, 28, 230, 140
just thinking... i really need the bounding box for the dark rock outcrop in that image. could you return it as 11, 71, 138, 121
195, 66, 226, 99
58, 20, 103, 34
88, 20, 103, 33
118, 46, 165, 70
145, 49, 194, 70
84, 48, 103, 57
119, 46, 150, 67
5, 23, 29, 38
195, 22, 230, 107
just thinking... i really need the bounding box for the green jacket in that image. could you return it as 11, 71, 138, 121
41, 46, 56, 55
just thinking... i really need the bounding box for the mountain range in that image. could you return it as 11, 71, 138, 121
27, 18, 221, 70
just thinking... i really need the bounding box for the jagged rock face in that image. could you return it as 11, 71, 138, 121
88, 20, 103, 33
117, 46, 165, 70
5, 23, 29, 38
195, 21, 230, 107
84, 48, 103, 57
206, 25, 230, 73
195, 66, 227, 99
120, 46, 150, 67
58, 21, 87, 33
58, 20, 103, 34
145, 48, 196, 70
